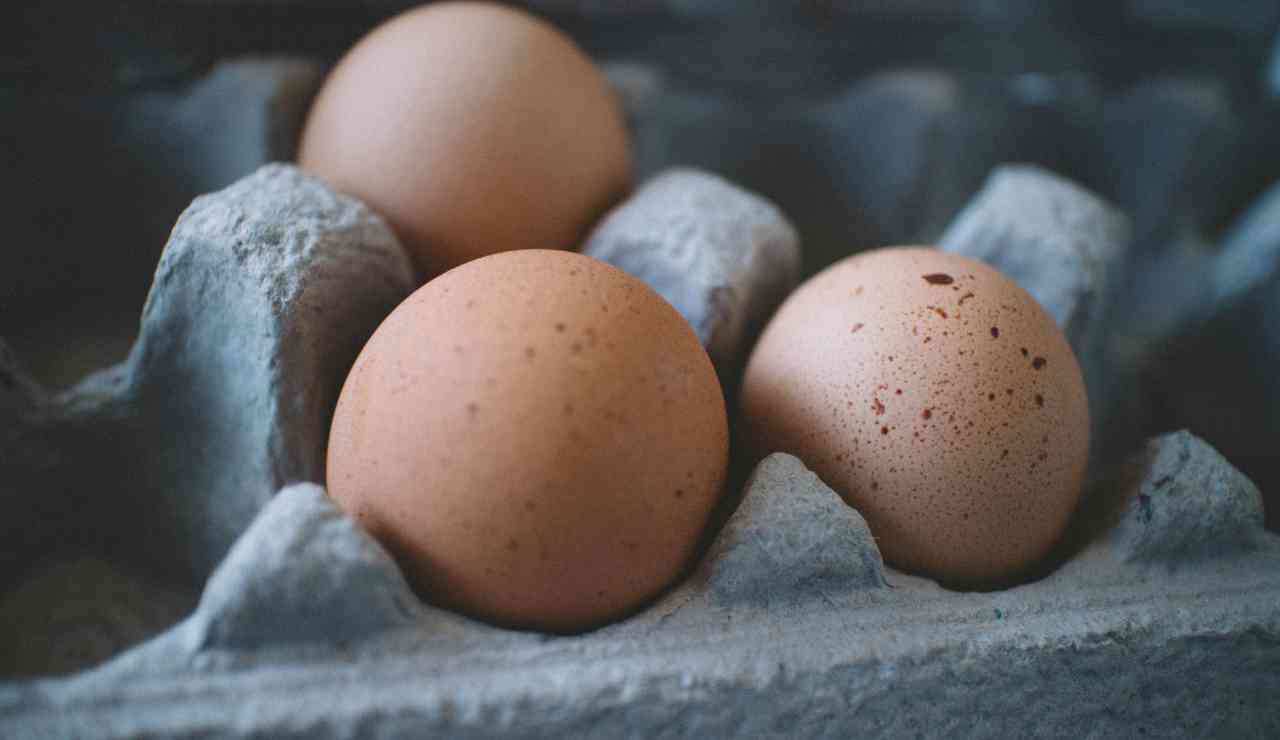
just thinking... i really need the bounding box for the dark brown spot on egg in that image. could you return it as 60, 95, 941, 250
929, 306, 949, 319
555, 322, 566, 332
1032, 357, 1047, 370
1035, 394, 1044, 407
525, 346, 536, 359
923, 273, 954, 285
467, 402, 479, 418
872, 397, 885, 415
674, 488, 685, 499
881, 426, 889, 435
505, 538, 520, 552
1021, 347, 1029, 357
960, 292, 975, 304
851, 322, 865, 334
922, 408, 932, 420
990, 327, 999, 338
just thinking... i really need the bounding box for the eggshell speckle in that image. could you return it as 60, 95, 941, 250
298, 2, 631, 279
326, 250, 728, 632
741, 247, 1089, 586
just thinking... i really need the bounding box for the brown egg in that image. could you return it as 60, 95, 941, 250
741, 247, 1089, 586
326, 250, 728, 632
298, 2, 632, 279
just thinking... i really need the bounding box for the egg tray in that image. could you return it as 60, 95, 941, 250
4, 48, 1280, 737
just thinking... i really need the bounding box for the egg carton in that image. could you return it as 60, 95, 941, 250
4, 48, 1280, 737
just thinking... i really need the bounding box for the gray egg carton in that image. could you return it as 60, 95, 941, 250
4, 53, 1280, 738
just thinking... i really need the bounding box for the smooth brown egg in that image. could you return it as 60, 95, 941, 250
326, 250, 728, 632
298, 2, 632, 279
741, 247, 1089, 586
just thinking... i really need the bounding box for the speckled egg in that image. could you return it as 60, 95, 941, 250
326, 250, 728, 632
741, 247, 1089, 586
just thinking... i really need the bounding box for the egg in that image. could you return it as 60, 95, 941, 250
298, 2, 631, 279
326, 250, 728, 632
741, 247, 1089, 586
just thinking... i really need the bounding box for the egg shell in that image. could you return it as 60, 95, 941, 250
741, 247, 1089, 586
326, 250, 728, 632
298, 1, 631, 279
